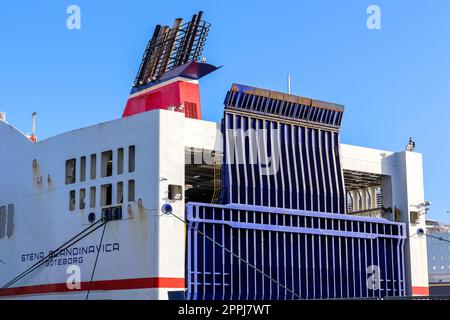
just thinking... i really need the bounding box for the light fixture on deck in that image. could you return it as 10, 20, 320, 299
417, 228, 425, 237
162, 203, 173, 215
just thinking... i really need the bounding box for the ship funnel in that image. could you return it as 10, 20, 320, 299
123, 11, 220, 120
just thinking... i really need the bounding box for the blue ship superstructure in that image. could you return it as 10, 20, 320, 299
185, 84, 407, 300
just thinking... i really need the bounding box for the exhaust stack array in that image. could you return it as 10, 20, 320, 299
133, 11, 211, 87
122, 11, 219, 120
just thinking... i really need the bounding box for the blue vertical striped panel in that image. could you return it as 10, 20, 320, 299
185, 203, 407, 300
223, 83, 344, 128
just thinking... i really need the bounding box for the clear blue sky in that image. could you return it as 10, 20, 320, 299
0, 1, 449, 221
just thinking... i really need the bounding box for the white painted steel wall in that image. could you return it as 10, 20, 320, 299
340, 144, 429, 295
0, 110, 186, 299
0, 110, 428, 299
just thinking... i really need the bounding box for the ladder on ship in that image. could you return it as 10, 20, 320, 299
211, 155, 222, 204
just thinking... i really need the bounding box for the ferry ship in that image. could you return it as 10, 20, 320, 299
0, 11, 429, 300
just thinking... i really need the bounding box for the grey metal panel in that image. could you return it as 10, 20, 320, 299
0, 206, 6, 239
6, 204, 14, 238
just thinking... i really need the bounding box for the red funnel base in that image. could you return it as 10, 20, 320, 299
122, 78, 202, 119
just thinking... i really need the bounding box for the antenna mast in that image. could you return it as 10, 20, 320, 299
287, 75, 291, 94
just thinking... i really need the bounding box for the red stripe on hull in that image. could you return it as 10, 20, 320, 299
0, 277, 185, 297
412, 286, 429, 296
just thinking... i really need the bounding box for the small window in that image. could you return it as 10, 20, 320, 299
117, 182, 123, 204
79, 188, 86, 210
118, 148, 124, 175
65, 159, 76, 184
90, 154, 97, 180
128, 146, 135, 173
101, 151, 113, 178
0, 206, 6, 239
168, 184, 183, 200
102, 206, 123, 221
80, 156, 86, 182
69, 190, 76, 211
101, 184, 113, 207
90, 187, 96, 209
6, 204, 14, 237
128, 180, 135, 202
410, 211, 420, 225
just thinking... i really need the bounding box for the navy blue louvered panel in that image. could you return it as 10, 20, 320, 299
185, 203, 407, 300
223, 83, 344, 128
221, 112, 346, 214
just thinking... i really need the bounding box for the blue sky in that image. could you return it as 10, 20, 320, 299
0, 1, 449, 221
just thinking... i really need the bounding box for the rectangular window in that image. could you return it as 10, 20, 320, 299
79, 188, 86, 210
90, 187, 96, 209
65, 159, 76, 184
90, 154, 97, 180
101, 184, 113, 207
168, 184, 183, 200
117, 182, 123, 204
69, 190, 76, 211
128, 180, 135, 202
6, 204, 14, 237
80, 156, 86, 182
102, 206, 123, 221
101, 151, 113, 178
0, 206, 6, 239
128, 146, 135, 173
118, 148, 124, 175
